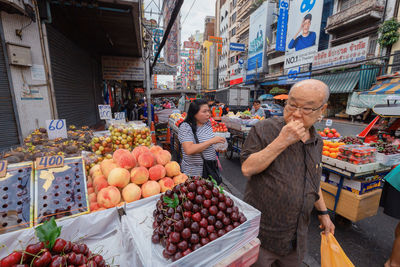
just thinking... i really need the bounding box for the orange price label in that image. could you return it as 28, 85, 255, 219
36, 155, 64, 170
0, 160, 7, 178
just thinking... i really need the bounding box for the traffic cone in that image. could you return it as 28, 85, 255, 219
150, 122, 156, 145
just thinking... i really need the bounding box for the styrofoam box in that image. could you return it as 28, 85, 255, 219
0, 208, 138, 266
376, 152, 400, 166
123, 191, 261, 267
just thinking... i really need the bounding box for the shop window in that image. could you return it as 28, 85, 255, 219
231, 12, 236, 24
272, 29, 277, 44
340, 0, 362, 11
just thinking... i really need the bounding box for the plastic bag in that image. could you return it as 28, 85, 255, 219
321, 233, 354, 267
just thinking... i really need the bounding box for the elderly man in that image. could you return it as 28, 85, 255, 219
241, 79, 335, 266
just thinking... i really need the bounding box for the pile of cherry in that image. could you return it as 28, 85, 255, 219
0, 239, 108, 267
151, 177, 247, 262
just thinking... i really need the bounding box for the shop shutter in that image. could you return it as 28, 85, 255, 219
0, 35, 20, 150
47, 25, 99, 127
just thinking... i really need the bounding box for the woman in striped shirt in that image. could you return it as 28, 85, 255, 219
178, 99, 226, 176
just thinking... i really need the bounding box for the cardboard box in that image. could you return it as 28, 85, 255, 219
321, 181, 382, 222
214, 238, 260, 267
328, 173, 382, 195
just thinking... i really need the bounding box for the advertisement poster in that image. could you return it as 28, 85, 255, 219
276, 0, 289, 51
312, 37, 369, 70
247, 2, 270, 79
163, 0, 180, 66
284, 0, 324, 69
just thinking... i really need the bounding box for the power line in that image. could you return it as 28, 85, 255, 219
182, 0, 198, 25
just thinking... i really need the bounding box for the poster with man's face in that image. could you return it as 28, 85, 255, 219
284, 0, 323, 69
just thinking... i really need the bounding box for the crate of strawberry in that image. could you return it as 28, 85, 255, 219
338, 145, 376, 164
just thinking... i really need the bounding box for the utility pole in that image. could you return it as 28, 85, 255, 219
145, 47, 152, 127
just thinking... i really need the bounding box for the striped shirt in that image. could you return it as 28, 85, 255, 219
178, 121, 216, 176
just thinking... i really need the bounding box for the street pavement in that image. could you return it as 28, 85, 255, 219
219, 119, 398, 267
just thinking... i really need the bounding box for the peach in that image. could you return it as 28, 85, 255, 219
148, 164, 166, 181
173, 173, 188, 185
141, 180, 161, 198
87, 181, 93, 188
122, 183, 142, 203
90, 202, 100, 211
113, 149, 136, 169
130, 166, 149, 185
87, 187, 94, 195
138, 152, 155, 168
158, 177, 175, 193
89, 164, 101, 177
89, 192, 97, 203
93, 177, 109, 194
150, 145, 163, 155
108, 168, 130, 188
165, 161, 180, 177
156, 150, 172, 166
97, 186, 121, 208
100, 159, 118, 178
132, 146, 150, 161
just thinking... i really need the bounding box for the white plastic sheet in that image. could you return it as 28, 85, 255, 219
122, 191, 261, 267
0, 192, 261, 267
0, 208, 135, 266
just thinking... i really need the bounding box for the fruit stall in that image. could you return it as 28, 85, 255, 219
0, 120, 262, 266
319, 133, 398, 222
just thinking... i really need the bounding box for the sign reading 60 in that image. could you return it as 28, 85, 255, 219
300, 0, 315, 13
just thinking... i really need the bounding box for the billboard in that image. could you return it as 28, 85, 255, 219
312, 37, 369, 70
284, 0, 324, 69
184, 41, 200, 49
163, 0, 180, 66
247, 2, 270, 78
276, 0, 289, 51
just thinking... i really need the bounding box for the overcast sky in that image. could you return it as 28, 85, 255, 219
144, 0, 215, 85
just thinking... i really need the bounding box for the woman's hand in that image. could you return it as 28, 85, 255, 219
211, 136, 226, 144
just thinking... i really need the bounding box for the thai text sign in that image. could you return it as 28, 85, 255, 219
312, 37, 369, 70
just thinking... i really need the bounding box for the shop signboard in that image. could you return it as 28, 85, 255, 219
102, 56, 145, 81
229, 42, 245, 52
163, 0, 180, 66
278, 68, 310, 85
276, 0, 289, 51
247, 2, 271, 78
180, 51, 189, 57
184, 41, 200, 49
284, 0, 324, 69
45, 119, 68, 140
312, 37, 369, 70
208, 36, 222, 43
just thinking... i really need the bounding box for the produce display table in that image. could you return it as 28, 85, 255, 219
321, 160, 391, 222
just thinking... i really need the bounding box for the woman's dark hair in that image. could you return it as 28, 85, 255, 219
182, 99, 209, 133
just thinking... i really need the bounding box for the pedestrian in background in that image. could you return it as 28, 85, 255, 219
241, 79, 335, 266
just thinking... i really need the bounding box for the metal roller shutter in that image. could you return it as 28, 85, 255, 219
47, 25, 98, 126
0, 33, 20, 150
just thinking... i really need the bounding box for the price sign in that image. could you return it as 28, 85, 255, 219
114, 112, 126, 121
325, 119, 333, 127
36, 155, 64, 170
46, 119, 68, 140
0, 160, 7, 178
98, 105, 112, 120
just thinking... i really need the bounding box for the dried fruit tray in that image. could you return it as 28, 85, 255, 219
0, 162, 34, 234
34, 157, 89, 225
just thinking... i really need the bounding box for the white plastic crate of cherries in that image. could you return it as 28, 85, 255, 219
147, 176, 259, 265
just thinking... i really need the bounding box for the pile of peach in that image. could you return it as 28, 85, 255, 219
86, 145, 188, 212
322, 140, 345, 159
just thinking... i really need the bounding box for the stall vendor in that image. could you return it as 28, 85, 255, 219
251, 100, 265, 117
241, 79, 335, 266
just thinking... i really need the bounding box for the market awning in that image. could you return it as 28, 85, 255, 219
360, 78, 400, 95
315, 71, 360, 94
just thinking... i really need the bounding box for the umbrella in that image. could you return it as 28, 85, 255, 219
258, 94, 274, 101
273, 94, 288, 100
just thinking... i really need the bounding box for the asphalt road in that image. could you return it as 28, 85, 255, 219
218, 120, 398, 267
